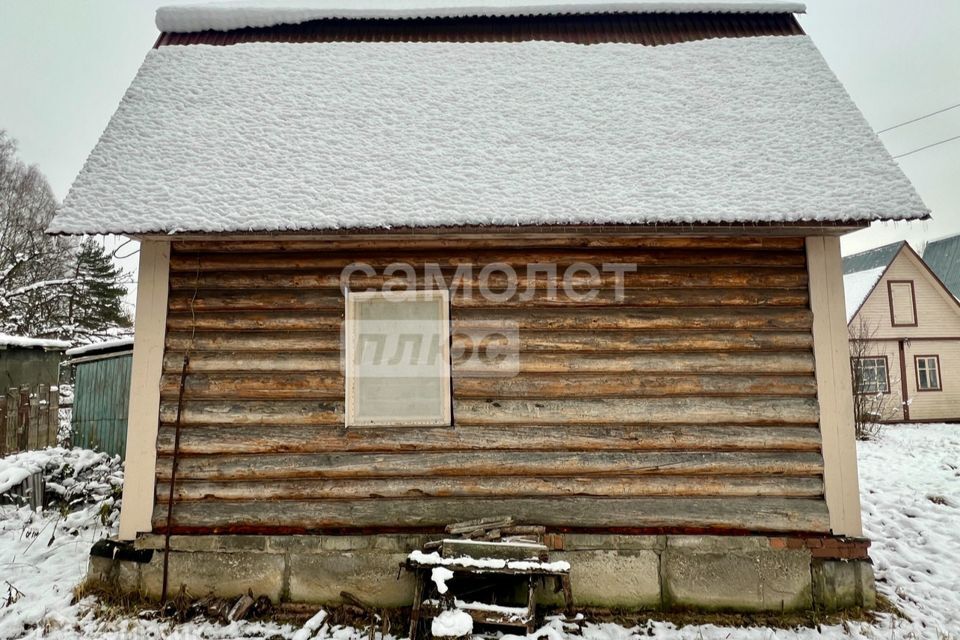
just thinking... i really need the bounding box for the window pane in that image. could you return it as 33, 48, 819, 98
917, 357, 940, 390
855, 358, 887, 393
347, 291, 450, 426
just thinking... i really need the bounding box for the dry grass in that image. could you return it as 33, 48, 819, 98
73, 581, 910, 637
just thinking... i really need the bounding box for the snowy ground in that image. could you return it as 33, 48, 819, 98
0, 424, 957, 639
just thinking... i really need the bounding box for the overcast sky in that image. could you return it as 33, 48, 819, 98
0, 0, 958, 284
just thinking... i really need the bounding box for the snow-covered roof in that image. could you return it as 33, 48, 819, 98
65, 338, 134, 359
50, 36, 928, 235
0, 334, 70, 351
157, 0, 807, 33
843, 267, 886, 323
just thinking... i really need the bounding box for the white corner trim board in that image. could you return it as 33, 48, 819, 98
156, 0, 807, 33
807, 236, 863, 537
118, 241, 170, 540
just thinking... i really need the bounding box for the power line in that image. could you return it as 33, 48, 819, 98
877, 102, 960, 134
892, 134, 960, 159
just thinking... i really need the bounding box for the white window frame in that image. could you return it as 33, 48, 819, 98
853, 356, 889, 394
915, 355, 942, 392
344, 289, 451, 427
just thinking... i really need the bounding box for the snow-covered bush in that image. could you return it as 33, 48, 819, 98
0, 447, 123, 528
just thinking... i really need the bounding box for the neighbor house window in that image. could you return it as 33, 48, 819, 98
852, 357, 889, 394
345, 290, 451, 427
915, 355, 942, 392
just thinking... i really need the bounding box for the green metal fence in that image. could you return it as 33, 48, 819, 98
71, 352, 132, 459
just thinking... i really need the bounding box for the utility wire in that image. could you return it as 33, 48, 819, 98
877, 102, 960, 134
892, 134, 960, 159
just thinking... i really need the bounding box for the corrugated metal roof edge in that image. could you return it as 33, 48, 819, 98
842, 240, 905, 275
155, 11, 804, 47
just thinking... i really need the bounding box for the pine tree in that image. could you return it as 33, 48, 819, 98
61, 239, 132, 342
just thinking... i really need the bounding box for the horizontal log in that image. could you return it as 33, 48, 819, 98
155, 451, 824, 482
458, 352, 815, 375
160, 372, 344, 400
166, 332, 341, 352
158, 371, 816, 401
511, 331, 813, 353
164, 330, 813, 354
151, 496, 831, 534
159, 399, 343, 425
167, 311, 341, 332
157, 475, 825, 501
155, 424, 824, 455
167, 288, 808, 311
168, 267, 809, 292
455, 397, 819, 426
166, 308, 812, 333
454, 373, 816, 399
158, 396, 817, 426
169, 248, 806, 272
172, 236, 806, 254
163, 351, 343, 373
455, 308, 812, 332
162, 350, 815, 375
171, 308, 813, 331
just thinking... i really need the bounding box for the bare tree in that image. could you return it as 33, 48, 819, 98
1, 131, 131, 342
849, 316, 900, 440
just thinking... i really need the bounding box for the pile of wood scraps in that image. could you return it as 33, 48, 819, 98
423, 517, 546, 547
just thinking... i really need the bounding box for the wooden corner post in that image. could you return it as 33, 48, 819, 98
806, 236, 863, 536
118, 240, 171, 541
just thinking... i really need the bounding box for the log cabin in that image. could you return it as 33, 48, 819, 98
50, 0, 929, 613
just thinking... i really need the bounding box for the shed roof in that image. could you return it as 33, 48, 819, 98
65, 338, 135, 360
0, 334, 71, 351
49, 8, 927, 236
923, 234, 960, 300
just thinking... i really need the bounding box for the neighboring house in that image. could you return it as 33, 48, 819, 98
0, 334, 69, 389
922, 233, 960, 301
844, 241, 960, 423
66, 339, 134, 459
49, 0, 928, 613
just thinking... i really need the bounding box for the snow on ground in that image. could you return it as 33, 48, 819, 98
1, 425, 958, 639
857, 424, 960, 634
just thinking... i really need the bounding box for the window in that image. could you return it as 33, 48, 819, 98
887, 280, 917, 326
852, 357, 889, 394
915, 355, 942, 392
345, 290, 451, 427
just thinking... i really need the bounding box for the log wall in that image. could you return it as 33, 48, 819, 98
154, 236, 829, 534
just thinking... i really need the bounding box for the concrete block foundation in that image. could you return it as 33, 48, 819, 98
86, 534, 876, 613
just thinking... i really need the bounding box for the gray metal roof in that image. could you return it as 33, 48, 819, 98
923, 234, 960, 300
841, 241, 904, 275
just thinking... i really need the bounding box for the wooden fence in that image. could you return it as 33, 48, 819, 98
0, 385, 60, 456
